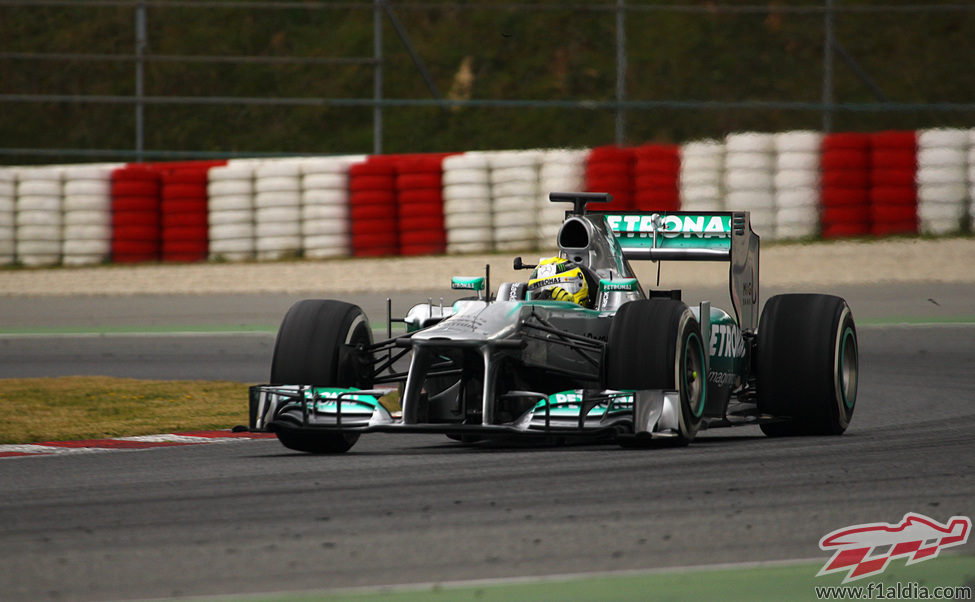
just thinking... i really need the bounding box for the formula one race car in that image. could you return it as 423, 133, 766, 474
249, 192, 858, 453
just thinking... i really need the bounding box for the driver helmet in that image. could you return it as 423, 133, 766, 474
528, 257, 592, 308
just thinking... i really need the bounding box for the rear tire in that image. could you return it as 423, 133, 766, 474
606, 299, 706, 446
757, 294, 858, 436
270, 299, 374, 453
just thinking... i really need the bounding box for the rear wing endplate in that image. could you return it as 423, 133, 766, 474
596, 211, 760, 333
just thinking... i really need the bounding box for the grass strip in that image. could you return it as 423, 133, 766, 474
212, 555, 975, 602
0, 376, 248, 444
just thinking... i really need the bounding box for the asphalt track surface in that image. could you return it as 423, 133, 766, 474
0, 283, 973, 601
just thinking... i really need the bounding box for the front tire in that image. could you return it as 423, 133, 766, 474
270, 299, 374, 453
606, 299, 707, 446
757, 294, 858, 436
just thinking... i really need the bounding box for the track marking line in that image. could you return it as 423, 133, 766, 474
0, 430, 276, 459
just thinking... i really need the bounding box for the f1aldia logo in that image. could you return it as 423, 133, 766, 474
817, 513, 971, 583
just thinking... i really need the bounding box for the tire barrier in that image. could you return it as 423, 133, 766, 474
820, 132, 871, 238
16, 166, 63, 267
679, 139, 725, 212
254, 159, 303, 260
396, 153, 451, 256
917, 128, 969, 235
969, 130, 975, 234
2, 128, 972, 269
0, 167, 16, 265
349, 156, 398, 257
160, 167, 211, 262
869, 131, 917, 236
111, 166, 162, 263
62, 163, 120, 265
585, 145, 635, 212
537, 148, 587, 251
443, 151, 493, 254
489, 150, 541, 252
773, 130, 822, 240
633, 144, 680, 213
301, 156, 359, 259
208, 162, 257, 261
724, 132, 775, 239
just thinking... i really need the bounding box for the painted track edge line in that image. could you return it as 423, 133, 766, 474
0, 430, 276, 458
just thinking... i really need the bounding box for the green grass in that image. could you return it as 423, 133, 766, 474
186, 555, 975, 601
0, 376, 247, 444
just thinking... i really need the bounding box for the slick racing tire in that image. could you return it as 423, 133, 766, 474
757, 294, 858, 436
269, 299, 374, 453
605, 299, 706, 446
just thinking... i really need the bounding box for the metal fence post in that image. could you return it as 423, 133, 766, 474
135, 0, 147, 162
615, 0, 627, 146
374, 0, 383, 155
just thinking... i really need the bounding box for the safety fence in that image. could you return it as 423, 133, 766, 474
0, 128, 973, 267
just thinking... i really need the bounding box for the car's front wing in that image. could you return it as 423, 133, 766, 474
249, 385, 684, 441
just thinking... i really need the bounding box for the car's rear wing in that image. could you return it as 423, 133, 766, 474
596, 209, 760, 333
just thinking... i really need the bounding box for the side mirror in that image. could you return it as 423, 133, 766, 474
513, 257, 536, 270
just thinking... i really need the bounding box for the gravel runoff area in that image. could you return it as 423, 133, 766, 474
0, 237, 972, 296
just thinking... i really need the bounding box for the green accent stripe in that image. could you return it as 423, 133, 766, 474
0, 324, 406, 337
200, 554, 974, 601
0, 324, 278, 336
859, 316, 975, 326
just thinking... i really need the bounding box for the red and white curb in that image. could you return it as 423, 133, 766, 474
0, 430, 276, 458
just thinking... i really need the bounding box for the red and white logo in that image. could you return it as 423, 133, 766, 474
817, 513, 971, 582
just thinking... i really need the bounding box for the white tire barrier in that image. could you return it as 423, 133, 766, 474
61, 163, 119, 265
916, 128, 968, 235
16, 167, 63, 266
0, 168, 15, 265
773, 131, 822, 240
208, 163, 255, 261
254, 159, 303, 259
679, 139, 724, 211
490, 150, 540, 251
443, 152, 493, 253
724, 132, 775, 239
301, 156, 353, 258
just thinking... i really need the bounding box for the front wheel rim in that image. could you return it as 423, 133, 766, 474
838, 326, 858, 410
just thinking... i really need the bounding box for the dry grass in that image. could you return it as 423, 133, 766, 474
0, 376, 248, 444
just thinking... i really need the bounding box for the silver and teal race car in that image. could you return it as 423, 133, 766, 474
249, 192, 858, 453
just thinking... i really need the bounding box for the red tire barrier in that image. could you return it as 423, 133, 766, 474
349, 157, 400, 257
392, 153, 451, 256
633, 144, 680, 212
869, 131, 917, 237
586, 145, 635, 211
111, 166, 161, 263
820, 133, 871, 238
161, 168, 210, 262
